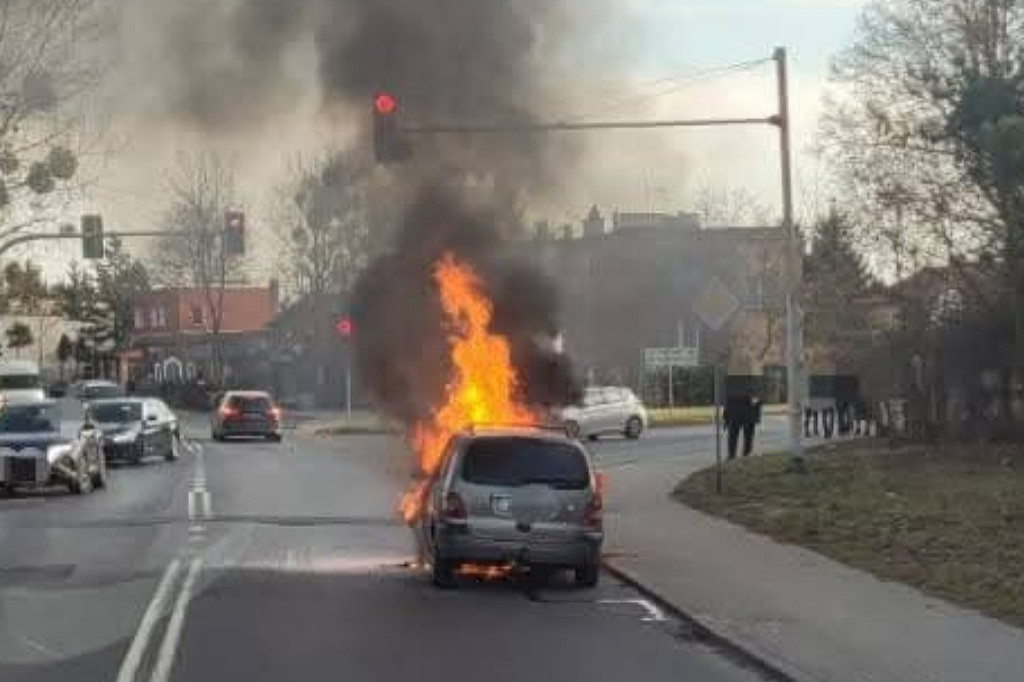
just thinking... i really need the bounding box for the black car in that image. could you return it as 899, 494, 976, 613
0, 400, 106, 494
88, 398, 181, 464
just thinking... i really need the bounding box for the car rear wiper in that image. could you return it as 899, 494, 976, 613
518, 477, 586, 490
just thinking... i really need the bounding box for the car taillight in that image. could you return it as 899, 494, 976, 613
584, 493, 603, 529
267, 407, 281, 421
441, 492, 468, 521
220, 407, 238, 419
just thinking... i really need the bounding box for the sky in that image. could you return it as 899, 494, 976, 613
26, 0, 870, 282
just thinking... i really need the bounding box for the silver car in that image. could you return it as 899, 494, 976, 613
411, 426, 604, 588
0, 400, 106, 495
561, 386, 649, 441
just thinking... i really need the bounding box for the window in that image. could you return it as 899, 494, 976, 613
0, 403, 60, 433
190, 305, 204, 325
747, 276, 764, 309
91, 401, 142, 423
0, 375, 40, 390
134, 308, 146, 330
149, 307, 160, 328
460, 437, 589, 490
157, 306, 168, 327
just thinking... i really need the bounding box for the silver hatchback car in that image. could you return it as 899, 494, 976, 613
561, 386, 649, 441
411, 426, 604, 588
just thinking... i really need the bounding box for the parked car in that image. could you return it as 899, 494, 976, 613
0, 359, 46, 404
560, 386, 648, 441
75, 380, 125, 402
87, 397, 181, 464
410, 426, 604, 588
0, 399, 106, 495
211, 391, 282, 441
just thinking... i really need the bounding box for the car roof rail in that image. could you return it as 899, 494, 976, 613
466, 421, 570, 435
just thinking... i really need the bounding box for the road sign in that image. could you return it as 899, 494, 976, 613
643, 346, 698, 368
693, 277, 740, 331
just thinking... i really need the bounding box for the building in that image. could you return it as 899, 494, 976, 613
124, 283, 280, 386
519, 207, 792, 400
0, 315, 86, 380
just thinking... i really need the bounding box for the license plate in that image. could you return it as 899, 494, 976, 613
491, 495, 511, 515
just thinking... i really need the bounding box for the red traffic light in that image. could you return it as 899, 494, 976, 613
335, 316, 353, 338
374, 92, 397, 116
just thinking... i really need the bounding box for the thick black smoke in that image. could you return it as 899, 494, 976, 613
132, 0, 584, 423
351, 182, 581, 427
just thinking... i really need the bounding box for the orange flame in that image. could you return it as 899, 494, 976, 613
400, 253, 536, 522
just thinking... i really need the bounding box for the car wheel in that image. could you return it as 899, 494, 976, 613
565, 420, 582, 440
431, 558, 456, 588
574, 562, 600, 588
69, 461, 93, 495
266, 433, 282, 442
624, 416, 643, 440
212, 431, 224, 442
165, 433, 181, 462
586, 433, 599, 442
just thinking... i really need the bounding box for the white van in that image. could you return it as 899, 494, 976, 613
0, 359, 46, 404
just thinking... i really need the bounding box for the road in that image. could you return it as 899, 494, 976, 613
0, 411, 768, 682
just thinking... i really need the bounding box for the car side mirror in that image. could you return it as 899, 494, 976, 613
147, 414, 158, 422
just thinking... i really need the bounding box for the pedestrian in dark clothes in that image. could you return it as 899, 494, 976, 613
723, 394, 751, 460
743, 397, 762, 456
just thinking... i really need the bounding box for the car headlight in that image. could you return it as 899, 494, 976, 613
47, 443, 74, 464
111, 429, 139, 444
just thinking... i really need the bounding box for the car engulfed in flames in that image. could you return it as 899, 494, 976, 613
399, 252, 539, 524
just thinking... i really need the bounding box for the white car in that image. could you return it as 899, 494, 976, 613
0, 359, 46, 404
561, 386, 648, 441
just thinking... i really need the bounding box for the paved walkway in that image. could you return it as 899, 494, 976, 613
604, 455, 1024, 682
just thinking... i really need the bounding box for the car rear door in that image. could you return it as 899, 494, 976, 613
141, 400, 167, 456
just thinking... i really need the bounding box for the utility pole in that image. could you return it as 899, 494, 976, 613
774, 46, 805, 471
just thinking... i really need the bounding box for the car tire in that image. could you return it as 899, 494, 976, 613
431, 557, 456, 588
69, 461, 93, 495
165, 433, 180, 462
266, 433, 282, 442
574, 562, 600, 588
587, 433, 600, 442
565, 420, 582, 440
212, 431, 224, 442
624, 416, 643, 440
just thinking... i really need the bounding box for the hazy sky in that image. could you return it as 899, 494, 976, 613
32, 0, 868, 281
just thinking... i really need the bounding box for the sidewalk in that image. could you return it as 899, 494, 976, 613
603, 456, 1024, 682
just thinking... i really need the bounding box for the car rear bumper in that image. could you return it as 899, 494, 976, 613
218, 420, 280, 436
436, 526, 603, 567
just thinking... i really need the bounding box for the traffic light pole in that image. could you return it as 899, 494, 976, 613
403, 116, 777, 134
0, 230, 183, 260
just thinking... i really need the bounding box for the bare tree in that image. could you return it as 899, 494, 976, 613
691, 179, 774, 227
272, 149, 371, 299
0, 0, 103, 240
152, 152, 244, 383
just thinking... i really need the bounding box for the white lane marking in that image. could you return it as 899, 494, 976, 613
598, 598, 667, 622
187, 492, 197, 521
19, 635, 61, 659
150, 558, 203, 682
201, 491, 213, 519
115, 559, 183, 682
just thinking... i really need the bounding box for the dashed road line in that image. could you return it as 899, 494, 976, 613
598, 598, 668, 622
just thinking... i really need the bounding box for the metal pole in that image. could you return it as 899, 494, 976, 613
775, 46, 804, 471
345, 349, 352, 422
714, 364, 723, 493
668, 362, 675, 414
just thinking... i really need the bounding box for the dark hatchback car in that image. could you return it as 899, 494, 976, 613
211, 391, 282, 441
88, 398, 181, 464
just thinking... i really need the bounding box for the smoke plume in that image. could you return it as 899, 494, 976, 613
106, 0, 585, 422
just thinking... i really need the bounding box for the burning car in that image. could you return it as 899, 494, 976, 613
410, 425, 603, 588
0, 400, 106, 495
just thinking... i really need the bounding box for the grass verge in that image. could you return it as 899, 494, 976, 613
674, 440, 1024, 627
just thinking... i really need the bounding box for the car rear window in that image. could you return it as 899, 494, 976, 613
228, 395, 271, 412
92, 402, 142, 423
460, 437, 590, 490
0, 375, 40, 390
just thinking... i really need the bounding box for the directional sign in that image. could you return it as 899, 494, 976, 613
693, 277, 740, 331
643, 346, 698, 368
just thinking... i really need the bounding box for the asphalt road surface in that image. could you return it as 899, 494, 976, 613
0, 412, 767, 682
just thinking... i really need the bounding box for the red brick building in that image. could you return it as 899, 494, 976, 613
121, 284, 280, 385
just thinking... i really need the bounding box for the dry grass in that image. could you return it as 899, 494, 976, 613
674, 440, 1024, 627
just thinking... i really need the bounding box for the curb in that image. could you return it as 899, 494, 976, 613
602, 559, 806, 682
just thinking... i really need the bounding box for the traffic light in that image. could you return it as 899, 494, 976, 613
81, 214, 104, 259
335, 316, 353, 339
372, 92, 411, 163
224, 210, 246, 256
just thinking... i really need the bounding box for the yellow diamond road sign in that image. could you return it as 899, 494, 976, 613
693, 277, 740, 331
